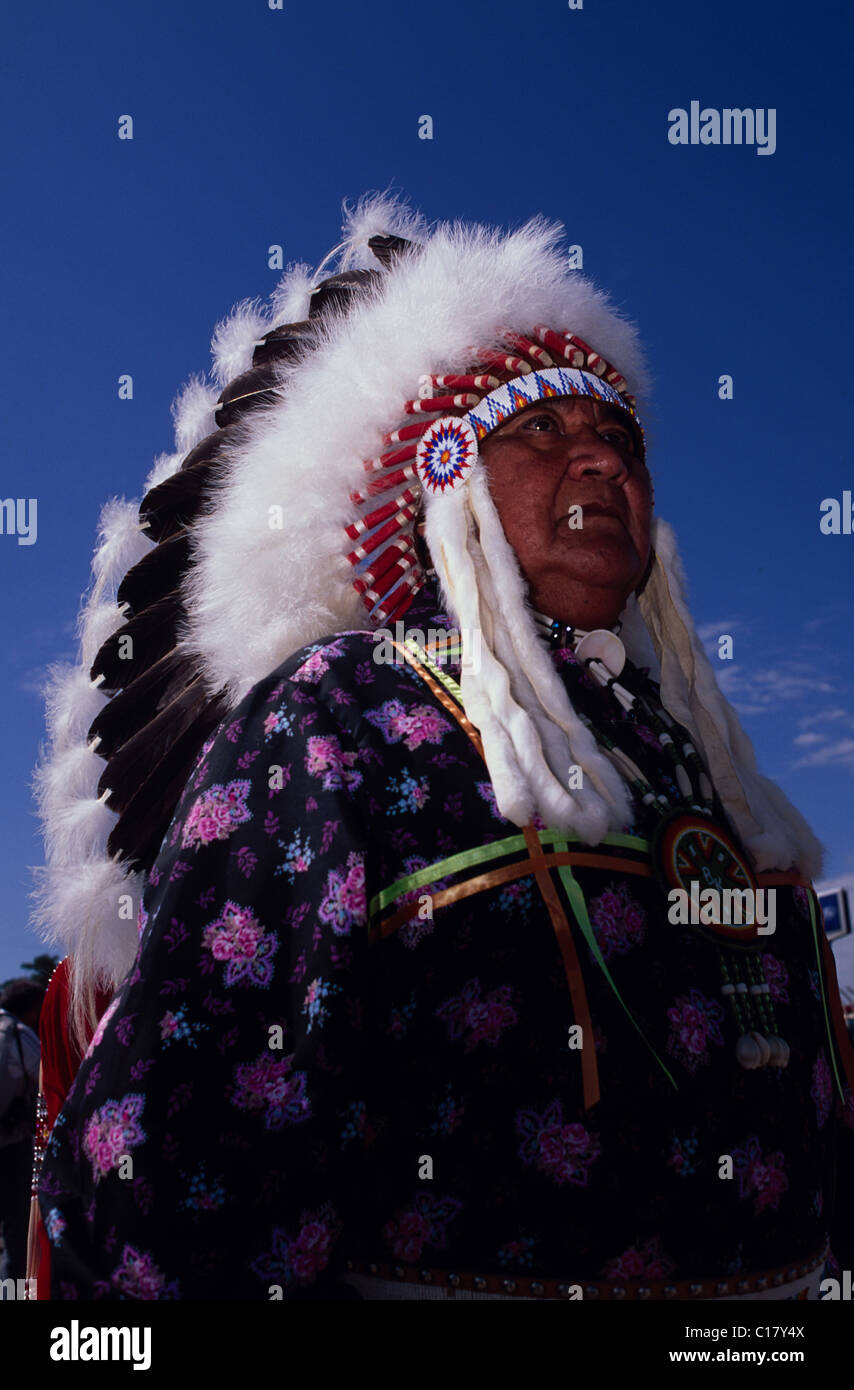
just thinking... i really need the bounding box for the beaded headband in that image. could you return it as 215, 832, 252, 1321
345, 328, 638, 625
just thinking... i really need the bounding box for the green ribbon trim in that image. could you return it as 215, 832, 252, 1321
553, 841, 678, 1092
808, 891, 846, 1104
403, 636, 464, 701
370, 826, 651, 917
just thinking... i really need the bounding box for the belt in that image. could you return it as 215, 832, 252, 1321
339, 1249, 827, 1301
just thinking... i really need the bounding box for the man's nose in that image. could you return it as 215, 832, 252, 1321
562, 429, 628, 482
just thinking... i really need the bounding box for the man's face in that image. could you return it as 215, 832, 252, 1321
480, 396, 653, 624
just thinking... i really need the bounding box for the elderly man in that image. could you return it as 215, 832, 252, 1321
34, 197, 853, 1301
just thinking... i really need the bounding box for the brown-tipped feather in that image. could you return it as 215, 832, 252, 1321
89, 268, 389, 873
90, 596, 183, 694
117, 532, 191, 612
308, 269, 379, 319
106, 695, 229, 872
251, 321, 316, 368
139, 461, 224, 544
214, 363, 282, 428
98, 678, 215, 811
87, 650, 200, 755
367, 233, 414, 268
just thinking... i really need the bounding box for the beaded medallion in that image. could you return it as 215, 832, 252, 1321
653, 809, 762, 947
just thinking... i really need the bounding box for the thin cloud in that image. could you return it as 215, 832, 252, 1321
793, 738, 854, 770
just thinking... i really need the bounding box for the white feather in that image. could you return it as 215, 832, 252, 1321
91, 499, 151, 591
145, 451, 184, 493
172, 374, 219, 454
338, 189, 430, 271
211, 298, 269, 386
269, 263, 315, 327
41, 664, 108, 754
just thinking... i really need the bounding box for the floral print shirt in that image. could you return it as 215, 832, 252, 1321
39, 584, 854, 1299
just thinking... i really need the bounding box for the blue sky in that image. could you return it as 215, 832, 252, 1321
2, 0, 852, 983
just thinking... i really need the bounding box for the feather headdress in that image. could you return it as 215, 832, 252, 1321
32, 193, 823, 1044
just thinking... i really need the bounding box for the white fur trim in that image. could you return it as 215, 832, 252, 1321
640, 519, 823, 876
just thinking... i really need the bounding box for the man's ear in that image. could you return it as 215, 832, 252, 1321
635, 547, 655, 597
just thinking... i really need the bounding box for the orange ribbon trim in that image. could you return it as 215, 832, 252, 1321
523, 827, 600, 1110
390, 640, 485, 759
374, 849, 651, 941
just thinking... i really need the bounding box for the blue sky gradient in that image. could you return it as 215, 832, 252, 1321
2, 0, 852, 982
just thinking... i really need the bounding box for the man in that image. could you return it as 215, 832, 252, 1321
35, 197, 853, 1299
0, 979, 42, 1284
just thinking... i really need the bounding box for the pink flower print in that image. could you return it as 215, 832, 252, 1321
589, 881, 647, 960
385, 1209, 430, 1261
181, 780, 251, 849
318, 852, 366, 935
665, 989, 725, 1075
160, 1011, 179, 1043
382, 1194, 463, 1262
250, 1203, 342, 1291
733, 1136, 788, 1215
812, 1052, 832, 1129
435, 979, 518, 1051
108, 1244, 178, 1299
761, 953, 789, 1004
292, 650, 330, 684
516, 1100, 601, 1187
290, 1218, 335, 1281
82, 1094, 146, 1183
201, 902, 278, 987
364, 700, 453, 750
792, 885, 811, 919
230, 1052, 311, 1131
306, 735, 362, 792
83, 996, 120, 1062
603, 1237, 674, 1281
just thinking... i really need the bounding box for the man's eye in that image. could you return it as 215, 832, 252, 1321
520, 413, 559, 432
600, 428, 635, 451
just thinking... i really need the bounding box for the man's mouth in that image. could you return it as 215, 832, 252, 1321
561, 501, 627, 525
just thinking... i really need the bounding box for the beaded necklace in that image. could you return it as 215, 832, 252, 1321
533, 610, 789, 1072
